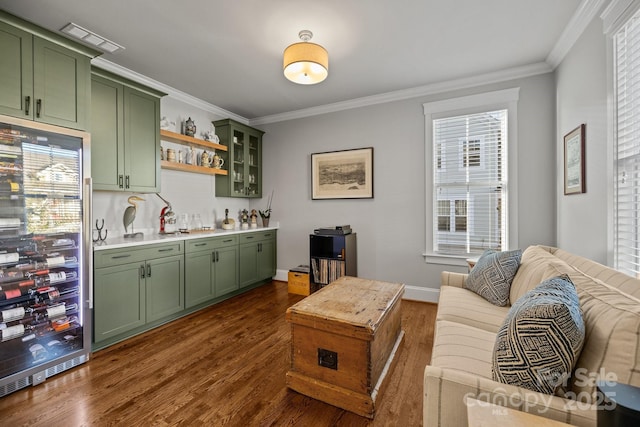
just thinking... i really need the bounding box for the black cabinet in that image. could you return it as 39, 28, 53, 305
309, 233, 357, 288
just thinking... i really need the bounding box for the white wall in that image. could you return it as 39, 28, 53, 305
255, 73, 557, 296
555, 17, 608, 263
92, 96, 250, 237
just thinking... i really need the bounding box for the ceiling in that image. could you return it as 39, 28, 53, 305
0, 0, 584, 122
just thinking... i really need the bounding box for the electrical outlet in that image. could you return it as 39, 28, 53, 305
318, 348, 338, 370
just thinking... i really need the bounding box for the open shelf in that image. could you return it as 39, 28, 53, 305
160, 130, 228, 176
160, 129, 227, 152
160, 160, 227, 176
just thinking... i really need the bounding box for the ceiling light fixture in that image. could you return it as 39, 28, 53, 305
60, 23, 125, 54
283, 30, 328, 85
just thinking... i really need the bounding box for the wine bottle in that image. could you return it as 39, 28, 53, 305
0, 306, 25, 322
0, 267, 25, 284
34, 270, 78, 287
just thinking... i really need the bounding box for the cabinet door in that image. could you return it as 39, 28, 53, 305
239, 242, 259, 288
214, 245, 239, 296
94, 262, 145, 343
124, 87, 160, 192
0, 22, 32, 118
246, 130, 261, 198
257, 238, 276, 280
33, 36, 89, 130
145, 255, 184, 322
185, 250, 214, 308
91, 75, 124, 191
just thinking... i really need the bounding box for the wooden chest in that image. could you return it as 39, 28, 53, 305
285, 276, 405, 418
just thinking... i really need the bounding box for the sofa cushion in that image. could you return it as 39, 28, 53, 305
437, 285, 510, 333
566, 272, 640, 402
464, 249, 523, 306
493, 275, 585, 395
509, 245, 575, 305
431, 320, 496, 379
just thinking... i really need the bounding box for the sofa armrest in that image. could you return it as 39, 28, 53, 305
440, 271, 468, 288
424, 365, 596, 427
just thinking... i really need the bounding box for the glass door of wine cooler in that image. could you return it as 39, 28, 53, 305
0, 115, 91, 397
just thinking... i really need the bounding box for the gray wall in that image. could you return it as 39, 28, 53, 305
555, 17, 608, 263
255, 73, 557, 295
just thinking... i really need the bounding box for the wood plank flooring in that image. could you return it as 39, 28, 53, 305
0, 281, 437, 426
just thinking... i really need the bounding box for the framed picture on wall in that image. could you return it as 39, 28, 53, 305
311, 147, 374, 199
564, 124, 586, 195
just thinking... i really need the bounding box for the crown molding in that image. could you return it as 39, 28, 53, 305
249, 62, 551, 126
91, 57, 249, 125
546, 0, 610, 68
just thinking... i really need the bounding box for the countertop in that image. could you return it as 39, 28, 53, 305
92, 225, 279, 251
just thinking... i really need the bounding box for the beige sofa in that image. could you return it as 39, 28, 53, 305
424, 245, 640, 427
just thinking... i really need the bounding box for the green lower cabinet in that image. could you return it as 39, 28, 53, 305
239, 231, 276, 288
185, 235, 239, 308
146, 255, 184, 322
94, 261, 146, 343
93, 242, 184, 347
93, 231, 276, 349
214, 245, 239, 297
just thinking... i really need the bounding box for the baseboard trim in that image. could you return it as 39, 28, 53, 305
276, 270, 439, 303
403, 285, 440, 303
274, 269, 289, 282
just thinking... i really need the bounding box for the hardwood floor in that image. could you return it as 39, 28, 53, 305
0, 281, 437, 426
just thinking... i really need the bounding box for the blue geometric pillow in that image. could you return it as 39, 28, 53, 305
464, 249, 522, 306
492, 275, 585, 394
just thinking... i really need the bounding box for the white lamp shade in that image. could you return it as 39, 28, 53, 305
283, 41, 328, 85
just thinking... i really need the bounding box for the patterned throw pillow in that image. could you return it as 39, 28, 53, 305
464, 249, 523, 306
492, 275, 585, 394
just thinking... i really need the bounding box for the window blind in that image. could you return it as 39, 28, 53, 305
433, 109, 507, 256
614, 8, 640, 277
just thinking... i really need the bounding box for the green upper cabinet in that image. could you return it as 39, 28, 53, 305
91, 68, 165, 192
214, 119, 264, 198
0, 14, 97, 130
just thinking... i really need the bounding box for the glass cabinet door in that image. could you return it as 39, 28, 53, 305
232, 128, 246, 196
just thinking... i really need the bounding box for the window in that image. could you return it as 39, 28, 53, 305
462, 138, 482, 168
424, 89, 519, 261
611, 5, 640, 277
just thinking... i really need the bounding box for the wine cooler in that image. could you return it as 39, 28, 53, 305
0, 115, 91, 397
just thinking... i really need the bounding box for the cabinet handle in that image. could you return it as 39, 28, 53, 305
223, 239, 233, 243
25, 96, 30, 115
246, 236, 254, 240
158, 248, 174, 252
147, 264, 152, 277
212, 252, 216, 263
140, 265, 146, 279
111, 254, 131, 259
125, 175, 130, 189
195, 243, 207, 247
119, 175, 124, 188
264, 234, 272, 237
216, 251, 219, 262
36, 99, 42, 118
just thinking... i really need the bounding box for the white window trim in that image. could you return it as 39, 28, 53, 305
601, 0, 640, 268
423, 88, 520, 264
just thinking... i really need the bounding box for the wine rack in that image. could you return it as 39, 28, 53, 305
0, 118, 88, 395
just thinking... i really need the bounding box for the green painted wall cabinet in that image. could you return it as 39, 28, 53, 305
214, 119, 264, 198
91, 68, 165, 192
0, 12, 98, 130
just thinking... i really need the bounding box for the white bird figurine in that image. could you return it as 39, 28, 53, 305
123, 196, 145, 237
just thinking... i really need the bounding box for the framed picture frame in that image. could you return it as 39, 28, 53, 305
564, 124, 586, 195
311, 147, 374, 199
